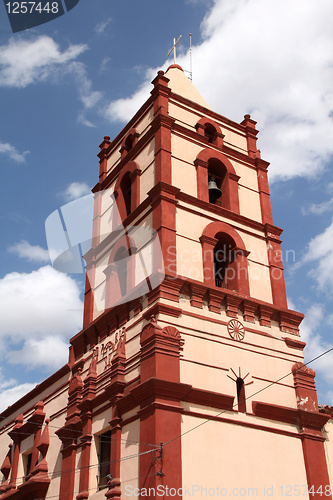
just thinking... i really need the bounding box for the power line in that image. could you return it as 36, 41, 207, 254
162, 345, 333, 447
2, 345, 333, 485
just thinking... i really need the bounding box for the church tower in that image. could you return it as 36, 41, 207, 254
1, 65, 332, 500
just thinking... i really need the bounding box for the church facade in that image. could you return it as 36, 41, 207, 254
1, 65, 332, 500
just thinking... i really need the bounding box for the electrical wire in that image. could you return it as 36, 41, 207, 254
162, 345, 333, 447
2, 345, 333, 486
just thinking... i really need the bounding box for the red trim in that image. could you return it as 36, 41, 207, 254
240, 115, 260, 159
120, 127, 139, 159
200, 221, 250, 295
256, 158, 273, 225
98, 136, 111, 183
195, 148, 240, 213
195, 117, 224, 147
139, 318, 183, 499
113, 161, 141, 225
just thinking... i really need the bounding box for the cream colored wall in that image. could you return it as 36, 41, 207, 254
172, 157, 197, 197
140, 162, 155, 201
175, 235, 203, 283
238, 185, 262, 222
247, 260, 273, 302
136, 107, 154, 136
324, 419, 333, 486
175, 206, 273, 303
99, 181, 116, 243
169, 101, 201, 129
120, 419, 140, 498
171, 134, 203, 169
178, 318, 299, 409
181, 413, 308, 497
105, 107, 154, 177
223, 126, 248, 152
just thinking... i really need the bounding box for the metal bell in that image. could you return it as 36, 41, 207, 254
208, 176, 222, 203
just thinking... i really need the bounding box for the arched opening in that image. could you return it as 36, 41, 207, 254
214, 233, 236, 289
236, 377, 246, 413
124, 135, 133, 152
120, 172, 132, 217
207, 158, 226, 206
204, 123, 217, 144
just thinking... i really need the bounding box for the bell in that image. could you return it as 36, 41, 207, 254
208, 176, 222, 203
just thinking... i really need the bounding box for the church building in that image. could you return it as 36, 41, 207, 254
0, 64, 332, 500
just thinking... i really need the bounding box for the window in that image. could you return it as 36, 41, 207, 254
204, 123, 217, 144
236, 378, 246, 413
195, 118, 223, 147
214, 233, 236, 289
98, 430, 111, 489
195, 149, 240, 213
208, 158, 226, 206
120, 128, 139, 159
200, 221, 250, 295
120, 172, 132, 216
23, 452, 32, 481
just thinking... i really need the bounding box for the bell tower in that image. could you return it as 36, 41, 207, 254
71, 65, 332, 499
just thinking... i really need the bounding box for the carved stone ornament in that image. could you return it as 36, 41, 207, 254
227, 319, 245, 341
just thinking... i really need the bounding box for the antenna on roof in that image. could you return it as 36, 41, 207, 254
189, 33, 193, 81
182, 34, 193, 82
168, 35, 182, 64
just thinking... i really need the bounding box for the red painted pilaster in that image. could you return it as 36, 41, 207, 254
256, 158, 273, 225
265, 224, 288, 308
240, 115, 260, 158
148, 183, 179, 278
293, 364, 332, 499
98, 136, 111, 183
8, 415, 23, 490
138, 317, 184, 499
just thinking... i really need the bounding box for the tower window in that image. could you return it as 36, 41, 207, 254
124, 135, 133, 152
98, 430, 111, 489
236, 378, 246, 413
214, 233, 236, 288
120, 172, 132, 216
23, 452, 32, 481
204, 123, 217, 144
207, 159, 226, 206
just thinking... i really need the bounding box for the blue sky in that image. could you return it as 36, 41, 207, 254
0, 0, 332, 410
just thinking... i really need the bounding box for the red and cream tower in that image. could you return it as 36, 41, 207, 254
1, 65, 332, 500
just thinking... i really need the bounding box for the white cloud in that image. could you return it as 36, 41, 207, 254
0, 266, 83, 339
105, 0, 333, 181
300, 304, 333, 385
299, 219, 333, 292
8, 240, 50, 263
0, 36, 87, 88
104, 72, 155, 123
70, 61, 102, 109
61, 181, 91, 201
7, 336, 69, 370
0, 141, 29, 163
302, 198, 333, 216
77, 114, 96, 128
95, 18, 112, 34
0, 382, 38, 413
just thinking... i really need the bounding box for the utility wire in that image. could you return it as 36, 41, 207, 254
2, 345, 333, 485
162, 345, 333, 447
